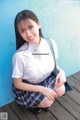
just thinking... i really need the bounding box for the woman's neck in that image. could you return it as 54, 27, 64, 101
35, 36, 41, 46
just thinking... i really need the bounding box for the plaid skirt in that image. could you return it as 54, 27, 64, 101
12, 72, 56, 108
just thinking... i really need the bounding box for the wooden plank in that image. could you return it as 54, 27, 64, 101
66, 89, 80, 105
57, 95, 80, 120
36, 110, 57, 120
10, 101, 57, 120
10, 102, 38, 120
50, 101, 76, 120
0, 104, 19, 120
72, 71, 80, 81
67, 76, 80, 92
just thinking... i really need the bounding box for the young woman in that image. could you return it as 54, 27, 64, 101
12, 10, 66, 114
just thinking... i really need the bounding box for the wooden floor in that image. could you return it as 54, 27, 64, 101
0, 71, 80, 120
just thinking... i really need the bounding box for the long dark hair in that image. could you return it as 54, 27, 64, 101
14, 10, 43, 50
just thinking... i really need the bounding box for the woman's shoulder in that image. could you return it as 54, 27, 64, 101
13, 43, 28, 58
16, 42, 28, 52
50, 38, 57, 48
44, 38, 57, 47
44, 38, 58, 59
12, 51, 22, 62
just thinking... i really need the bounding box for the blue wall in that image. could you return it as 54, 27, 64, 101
0, 0, 80, 107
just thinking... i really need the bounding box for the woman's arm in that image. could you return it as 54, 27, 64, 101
57, 65, 65, 74
13, 78, 42, 92
55, 65, 66, 87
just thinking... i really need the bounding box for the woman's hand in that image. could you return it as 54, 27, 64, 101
40, 86, 57, 101
55, 70, 66, 87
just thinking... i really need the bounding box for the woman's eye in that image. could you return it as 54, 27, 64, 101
28, 25, 33, 30
20, 30, 25, 33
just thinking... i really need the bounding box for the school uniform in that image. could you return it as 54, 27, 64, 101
12, 38, 58, 108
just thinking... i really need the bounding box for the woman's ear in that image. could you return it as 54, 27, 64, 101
37, 21, 41, 29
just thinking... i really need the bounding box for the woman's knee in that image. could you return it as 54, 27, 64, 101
38, 97, 54, 108
54, 85, 65, 97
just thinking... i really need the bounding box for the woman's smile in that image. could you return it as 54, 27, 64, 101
18, 19, 40, 45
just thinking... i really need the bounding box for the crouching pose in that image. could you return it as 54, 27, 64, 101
12, 10, 67, 114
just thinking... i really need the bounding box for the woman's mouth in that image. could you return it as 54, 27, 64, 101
29, 36, 35, 42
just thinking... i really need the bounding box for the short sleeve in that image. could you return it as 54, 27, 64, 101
12, 54, 24, 78
50, 39, 58, 59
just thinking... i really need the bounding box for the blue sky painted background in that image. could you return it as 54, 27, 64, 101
0, 0, 80, 107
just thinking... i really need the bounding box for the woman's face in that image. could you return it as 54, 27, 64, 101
18, 19, 41, 45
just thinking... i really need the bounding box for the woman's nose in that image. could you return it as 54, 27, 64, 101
26, 30, 32, 37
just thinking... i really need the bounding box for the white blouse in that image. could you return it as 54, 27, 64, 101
12, 38, 58, 84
